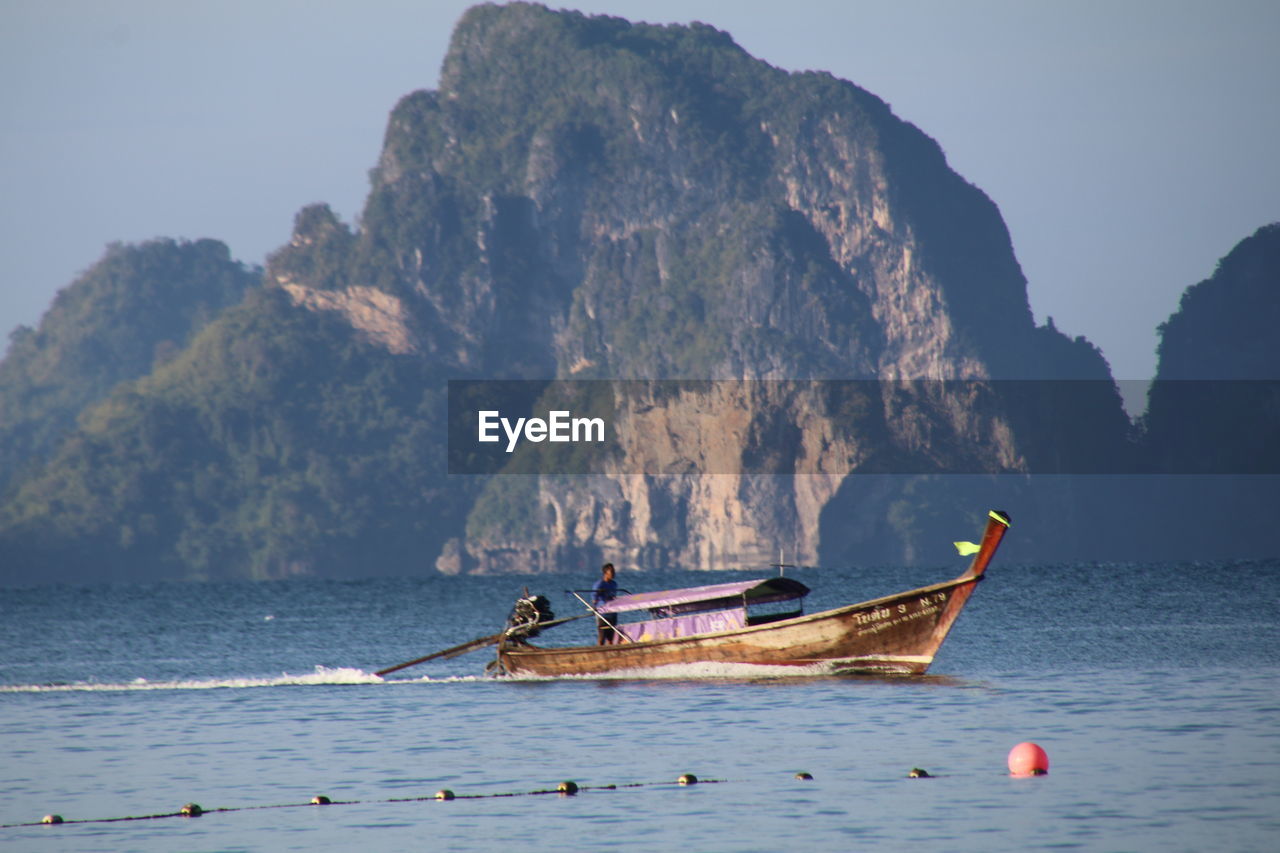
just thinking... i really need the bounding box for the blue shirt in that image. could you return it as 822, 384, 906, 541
592, 578, 618, 607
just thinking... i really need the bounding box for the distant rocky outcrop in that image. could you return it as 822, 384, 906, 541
1151, 223, 1280, 381
1145, 223, 1280, 474
6, 4, 1272, 584
313, 2, 1127, 571
1126, 223, 1280, 560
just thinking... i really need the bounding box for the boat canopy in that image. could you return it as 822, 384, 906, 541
596, 577, 810, 615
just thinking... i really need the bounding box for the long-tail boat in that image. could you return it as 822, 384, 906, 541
492, 510, 1010, 677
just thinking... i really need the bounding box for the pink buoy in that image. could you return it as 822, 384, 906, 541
1007, 742, 1049, 776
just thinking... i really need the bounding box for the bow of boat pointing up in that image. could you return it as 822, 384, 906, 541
962, 510, 1012, 579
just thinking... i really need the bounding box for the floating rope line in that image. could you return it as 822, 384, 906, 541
1, 776, 725, 829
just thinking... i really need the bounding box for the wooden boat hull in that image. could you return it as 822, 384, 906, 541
494, 510, 1009, 678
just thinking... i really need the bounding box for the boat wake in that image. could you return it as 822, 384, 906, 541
2, 663, 973, 691
0, 666, 485, 693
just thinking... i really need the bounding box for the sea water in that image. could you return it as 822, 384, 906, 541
2, 560, 1278, 852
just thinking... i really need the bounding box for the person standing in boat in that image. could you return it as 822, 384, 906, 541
593, 562, 621, 644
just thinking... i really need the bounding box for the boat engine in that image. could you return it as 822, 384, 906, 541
504, 593, 555, 642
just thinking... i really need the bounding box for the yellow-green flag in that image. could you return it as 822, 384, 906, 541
953, 540, 981, 556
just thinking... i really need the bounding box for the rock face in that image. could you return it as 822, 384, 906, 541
1151, 223, 1280, 382
1145, 222, 1280, 477
3, 5, 1273, 582
267, 3, 1125, 571
1129, 223, 1280, 560
0, 4, 1159, 582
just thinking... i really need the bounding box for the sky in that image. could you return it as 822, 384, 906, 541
2, 0, 1277, 384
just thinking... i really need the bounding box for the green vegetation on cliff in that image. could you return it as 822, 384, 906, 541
0, 239, 257, 495
5, 4, 1271, 583
0, 288, 467, 584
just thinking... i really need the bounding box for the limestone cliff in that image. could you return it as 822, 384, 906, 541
9, 5, 1272, 584
1151, 223, 1280, 382
1145, 223, 1280, 474
1126, 223, 1280, 560
263, 3, 1125, 571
